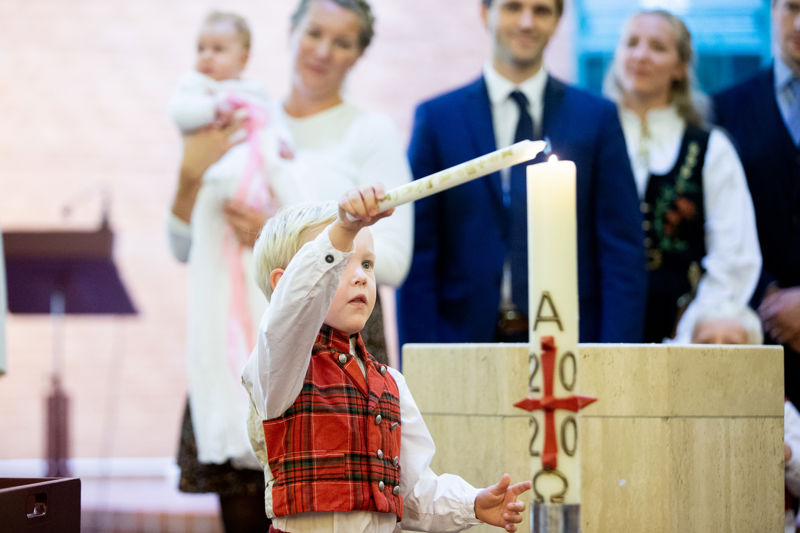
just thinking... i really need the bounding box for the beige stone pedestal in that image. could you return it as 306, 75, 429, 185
402, 343, 784, 533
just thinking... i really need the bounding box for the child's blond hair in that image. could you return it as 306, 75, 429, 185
253, 202, 338, 300
202, 11, 252, 51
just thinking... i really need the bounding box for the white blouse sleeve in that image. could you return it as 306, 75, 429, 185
166, 212, 192, 263
353, 115, 413, 288
390, 368, 481, 532
673, 129, 762, 343
786, 401, 800, 497
241, 226, 350, 421
168, 72, 218, 132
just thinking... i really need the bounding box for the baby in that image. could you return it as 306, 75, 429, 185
169, 11, 268, 133
168, 11, 296, 214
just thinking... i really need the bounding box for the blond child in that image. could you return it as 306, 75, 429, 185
241, 184, 530, 532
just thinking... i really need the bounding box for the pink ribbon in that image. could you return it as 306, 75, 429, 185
222, 94, 280, 380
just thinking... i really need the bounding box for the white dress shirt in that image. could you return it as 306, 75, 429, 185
775, 56, 800, 145
483, 64, 548, 309
618, 105, 762, 343
241, 226, 481, 533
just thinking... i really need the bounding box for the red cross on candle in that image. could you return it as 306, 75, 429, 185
514, 336, 597, 470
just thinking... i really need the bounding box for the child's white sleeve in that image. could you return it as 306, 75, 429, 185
168, 72, 218, 132
241, 225, 349, 421
391, 369, 482, 532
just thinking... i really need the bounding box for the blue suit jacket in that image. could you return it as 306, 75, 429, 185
713, 67, 800, 300
397, 76, 646, 344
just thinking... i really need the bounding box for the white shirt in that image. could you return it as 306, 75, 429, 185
167, 101, 412, 467
618, 105, 762, 343
775, 56, 799, 142
241, 226, 480, 533
483, 63, 548, 154
482, 64, 548, 308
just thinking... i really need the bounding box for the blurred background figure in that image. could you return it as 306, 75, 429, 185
168, 1, 411, 529
689, 299, 763, 345
603, 9, 761, 344
168, 10, 280, 533
398, 0, 646, 347
713, 0, 800, 406
786, 399, 800, 533
273, 0, 412, 366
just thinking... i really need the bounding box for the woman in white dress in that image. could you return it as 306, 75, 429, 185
603, 9, 761, 343
167, 1, 411, 530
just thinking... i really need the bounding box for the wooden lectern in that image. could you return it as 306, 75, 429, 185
3, 220, 136, 477
0, 232, 6, 376
402, 343, 784, 533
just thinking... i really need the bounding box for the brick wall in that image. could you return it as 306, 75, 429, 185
0, 0, 574, 461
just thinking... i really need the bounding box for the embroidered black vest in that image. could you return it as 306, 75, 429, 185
641, 126, 710, 342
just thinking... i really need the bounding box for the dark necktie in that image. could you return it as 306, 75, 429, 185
788, 77, 800, 146
509, 90, 533, 315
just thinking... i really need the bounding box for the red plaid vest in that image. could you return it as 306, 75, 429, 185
263, 325, 403, 519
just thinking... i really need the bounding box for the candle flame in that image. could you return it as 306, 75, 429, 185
548, 154, 559, 163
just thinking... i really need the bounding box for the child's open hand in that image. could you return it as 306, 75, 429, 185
337, 184, 394, 232
474, 473, 531, 531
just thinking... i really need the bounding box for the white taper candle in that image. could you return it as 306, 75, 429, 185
377, 140, 547, 212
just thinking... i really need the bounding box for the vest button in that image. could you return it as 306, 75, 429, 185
379, 365, 387, 376
393, 456, 399, 467
374, 414, 383, 425
642, 220, 651, 231
378, 481, 385, 491
392, 485, 401, 496
338, 353, 348, 365
377, 449, 384, 459
325, 254, 334, 263
640, 202, 649, 213
390, 422, 399, 431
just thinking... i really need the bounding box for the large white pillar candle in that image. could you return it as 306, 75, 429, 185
517, 156, 594, 505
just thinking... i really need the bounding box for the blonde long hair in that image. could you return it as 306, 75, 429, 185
603, 9, 709, 127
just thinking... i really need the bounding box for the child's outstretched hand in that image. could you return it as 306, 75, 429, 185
474, 473, 531, 531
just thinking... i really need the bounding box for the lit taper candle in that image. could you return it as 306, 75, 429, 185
376, 140, 546, 213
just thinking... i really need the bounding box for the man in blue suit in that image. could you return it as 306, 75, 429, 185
397, 0, 646, 345
713, 0, 800, 402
